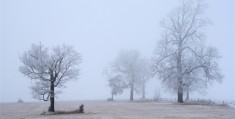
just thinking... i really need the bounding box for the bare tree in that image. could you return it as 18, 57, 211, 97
103, 68, 126, 101
109, 75, 125, 100
152, 1, 222, 103
137, 58, 152, 99
108, 75, 126, 101
19, 43, 82, 112
111, 50, 143, 101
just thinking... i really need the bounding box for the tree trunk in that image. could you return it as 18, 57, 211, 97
48, 81, 55, 112
177, 42, 183, 103
178, 90, 183, 103
186, 87, 189, 101
130, 84, 134, 101
142, 83, 145, 99
111, 93, 114, 101
177, 80, 184, 103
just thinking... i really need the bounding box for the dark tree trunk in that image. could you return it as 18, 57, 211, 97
177, 43, 183, 103
177, 90, 183, 103
48, 81, 55, 112
130, 84, 134, 101
177, 80, 184, 103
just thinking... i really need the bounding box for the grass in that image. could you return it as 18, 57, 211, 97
41, 104, 84, 115
41, 109, 84, 115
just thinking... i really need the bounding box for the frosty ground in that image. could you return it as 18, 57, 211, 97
0, 100, 235, 119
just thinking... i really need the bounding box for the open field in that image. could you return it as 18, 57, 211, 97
0, 100, 235, 119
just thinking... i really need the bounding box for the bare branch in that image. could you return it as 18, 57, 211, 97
19, 43, 82, 101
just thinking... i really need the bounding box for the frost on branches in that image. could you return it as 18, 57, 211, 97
152, 1, 222, 103
105, 50, 152, 101
19, 43, 82, 112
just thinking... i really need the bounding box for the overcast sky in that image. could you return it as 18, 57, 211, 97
0, 0, 234, 102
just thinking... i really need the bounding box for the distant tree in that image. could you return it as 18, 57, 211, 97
108, 75, 126, 100
152, 1, 222, 103
137, 58, 152, 99
19, 43, 82, 112
17, 98, 24, 103
111, 50, 143, 101
103, 68, 126, 101
153, 88, 161, 101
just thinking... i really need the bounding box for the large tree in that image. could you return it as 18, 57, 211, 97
19, 43, 81, 112
152, 1, 222, 103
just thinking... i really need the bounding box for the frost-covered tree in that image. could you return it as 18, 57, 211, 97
152, 1, 222, 103
109, 76, 126, 100
19, 43, 81, 112
108, 75, 126, 100
111, 50, 143, 101
136, 58, 152, 99
103, 68, 126, 101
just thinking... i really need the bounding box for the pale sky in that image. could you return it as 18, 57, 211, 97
0, 0, 234, 102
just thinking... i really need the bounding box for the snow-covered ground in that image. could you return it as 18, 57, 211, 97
0, 100, 235, 119
228, 101, 235, 108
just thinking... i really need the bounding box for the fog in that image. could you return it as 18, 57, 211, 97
0, 0, 234, 102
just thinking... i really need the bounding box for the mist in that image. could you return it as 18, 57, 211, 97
0, 0, 234, 103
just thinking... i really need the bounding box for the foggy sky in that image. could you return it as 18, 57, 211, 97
0, 0, 234, 102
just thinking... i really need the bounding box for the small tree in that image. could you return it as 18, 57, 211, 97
19, 43, 81, 112
152, 1, 222, 103
108, 75, 126, 100
103, 68, 126, 100
17, 98, 24, 103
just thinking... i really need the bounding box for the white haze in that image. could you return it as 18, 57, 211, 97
0, 0, 234, 102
